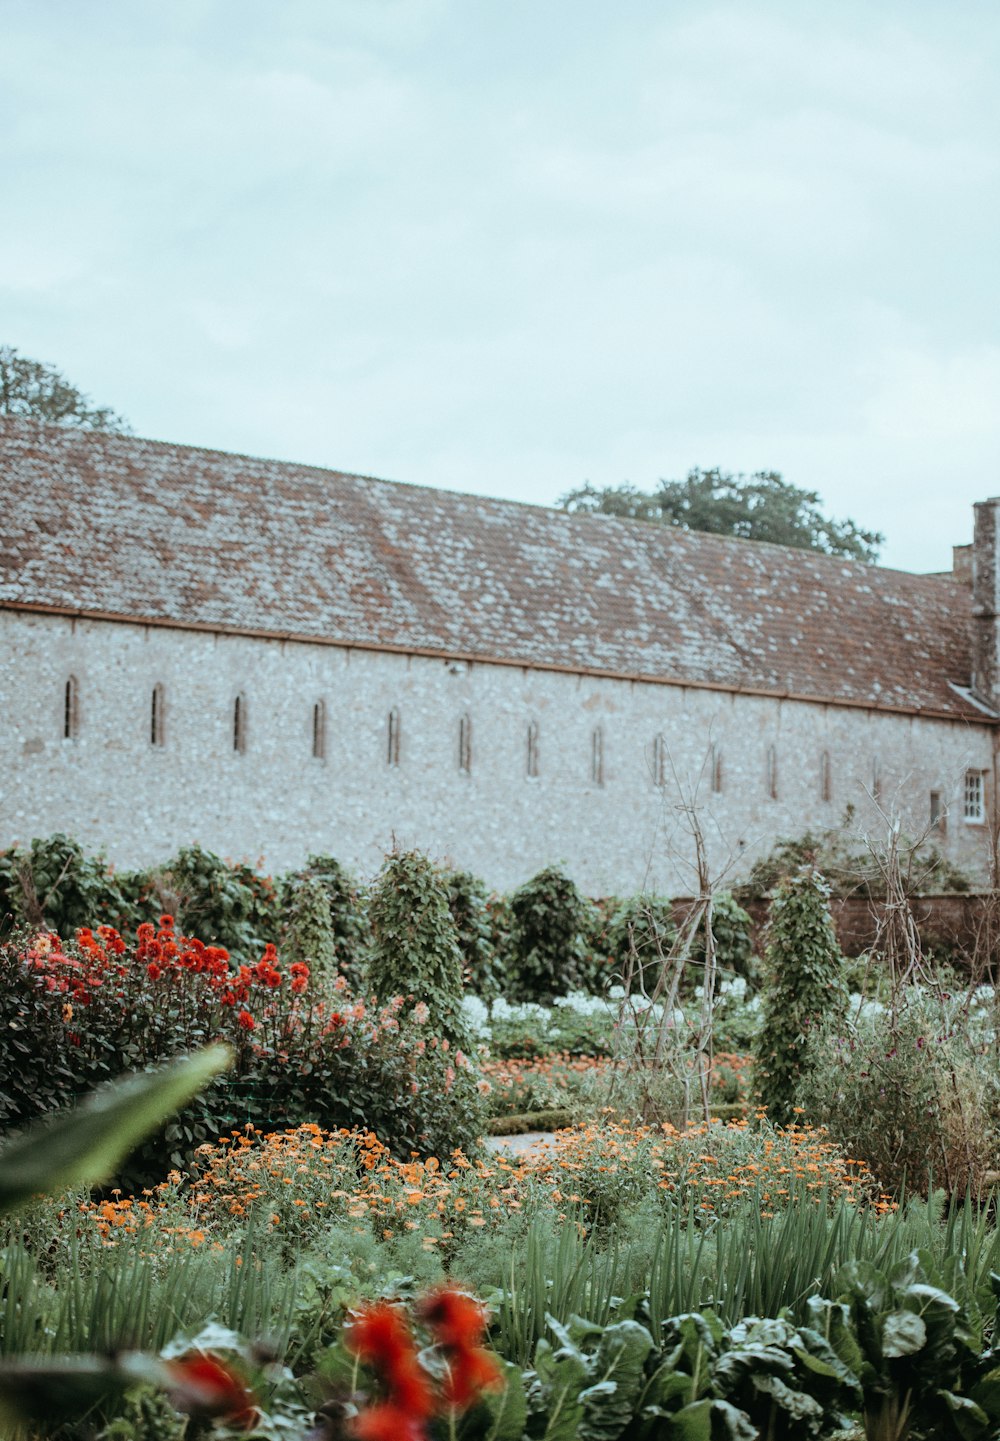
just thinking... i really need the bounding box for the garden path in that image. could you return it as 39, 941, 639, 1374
484, 1130, 557, 1158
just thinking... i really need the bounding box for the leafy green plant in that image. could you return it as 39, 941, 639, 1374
604, 895, 677, 991
508, 867, 593, 1001
281, 854, 370, 987
440, 867, 500, 998
156, 845, 276, 960
366, 850, 470, 1045
829, 1250, 999, 1440
280, 874, 337, 979
753, 866, 846, 1125
0, 834, 138, 937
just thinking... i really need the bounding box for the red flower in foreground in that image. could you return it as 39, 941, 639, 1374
419, 1288, 503, 1409
346, 1304, 435, 1420
165, 1353, 258, 1430
352, 1402, 430, 1441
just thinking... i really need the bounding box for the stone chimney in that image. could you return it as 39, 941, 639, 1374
953, 543, 973, 585
972, 500, 1000, 709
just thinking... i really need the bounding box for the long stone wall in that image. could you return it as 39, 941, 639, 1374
0, 610, 994, 893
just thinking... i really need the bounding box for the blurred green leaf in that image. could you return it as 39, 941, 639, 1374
0, 1044, 231, 1215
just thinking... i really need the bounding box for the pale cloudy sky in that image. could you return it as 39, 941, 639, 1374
2, 0, 999, 572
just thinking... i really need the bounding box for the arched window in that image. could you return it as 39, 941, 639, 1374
766, 744, 778, 800
820, 749, 832, 802
652, 733, 666, 787
63, 676, 79, 740
150, 684, 165, 747
312, 700, 326, 760
711, 745, 723, 794
458, 713, 472, 773
233, 693, 247, 754
526, 720, 540, 778
591, 726, 604, 786
387, 708, 401, 766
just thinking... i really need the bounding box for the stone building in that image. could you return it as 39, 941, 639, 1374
0, 417, 995, 893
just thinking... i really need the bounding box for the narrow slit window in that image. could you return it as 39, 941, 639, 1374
711, 745, 723, 794
458, 713, 472, 773
964, 769, 985, 824
151, 684, 165, 747
766, 744, 778, 800
591, 726, 604, 786
233, 693, 247, 753
872, 756, 882, 802
312, 700, 326, 760
387, 708, 401, 766
526, 720, 540, 778
63, 676, 79, 740
820, 750, 831, 802
652, 733, 666, 788
930, 790, 946, 834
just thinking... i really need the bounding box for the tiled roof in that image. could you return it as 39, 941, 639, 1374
0, 418, 982, 721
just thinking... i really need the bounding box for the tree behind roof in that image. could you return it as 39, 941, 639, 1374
560, 467, 883, 562
0, 345, 129, 432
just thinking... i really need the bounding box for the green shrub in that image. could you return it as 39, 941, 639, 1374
366, 850, 469, 1045
753, 865, 846, 1125
508, 867, 592, 1001
280, 875, 337, 979
604, 895, 676, 991
0, 834, 138, 936
282, 854, 370, 986
699, 890, 755, 981
802, 996, 1000, 1196
440, 867, 499, 998
156, 845, 276, 960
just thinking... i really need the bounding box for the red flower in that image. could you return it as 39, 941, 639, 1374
442, 1344, 503, 1408
346, 1304, 435, 1419
418, 1289, 485, 1351
237, 1009, 255, 1031
419, 1288, 502, 1409
165, 1354, 257, 1429
352, 1402, 429, 1441
146, 962, 162, 980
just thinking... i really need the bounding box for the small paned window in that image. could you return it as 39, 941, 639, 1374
458, 713, 472, 773
930, 790, 946, 835
766, 744, 778, 800
591, 726, 604, 786
387, 708, 401, 766
312, 700, 326, 760
711, 745, 723, 794
652, 733, 666, 788
963, 770, 986, 824
526, 720, 540, 778
233, 694, 247, 754
63, 676, 79, 740
820, 750, 831, 803
151, 684, 165, 747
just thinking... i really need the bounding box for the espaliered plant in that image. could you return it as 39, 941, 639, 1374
508, 867, 592, 1001
753, 865, 846, 1126
366, 850, 470, 1045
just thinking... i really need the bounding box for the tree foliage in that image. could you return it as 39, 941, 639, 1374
0, 345, 129, 432
560, 467, 883, 562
